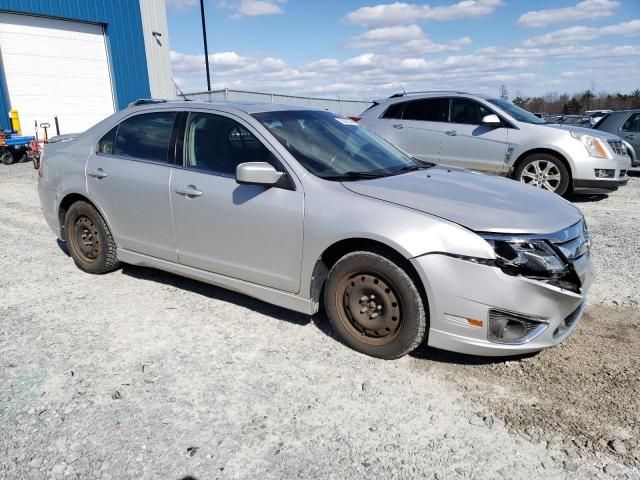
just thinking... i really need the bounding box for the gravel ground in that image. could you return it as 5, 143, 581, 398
1, 162, 639, 479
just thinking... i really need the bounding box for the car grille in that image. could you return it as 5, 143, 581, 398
607, 140, 627, 156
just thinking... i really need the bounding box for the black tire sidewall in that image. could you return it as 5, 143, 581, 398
64, 201, 114, 274
515, 153, 570, 196
324, 251, 427, 359
1, 151, 14, 165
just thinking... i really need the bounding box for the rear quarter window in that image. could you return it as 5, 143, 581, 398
381, 102, 405, 119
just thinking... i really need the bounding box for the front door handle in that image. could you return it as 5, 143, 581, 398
625, 134, 636, 140
445, 130, 457, 136
87, 168, 107, 179
175, 185, 203, 197
392, 124, 404, 129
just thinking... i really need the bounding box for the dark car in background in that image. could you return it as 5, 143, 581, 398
593, 110, 640, 167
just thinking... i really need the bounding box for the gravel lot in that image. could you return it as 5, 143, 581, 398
1, 162, 638, 479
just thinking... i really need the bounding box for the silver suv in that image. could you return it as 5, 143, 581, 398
359, 91, 631, 196
38, 101, 593, 359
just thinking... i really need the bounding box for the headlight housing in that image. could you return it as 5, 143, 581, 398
570, 131, 610, 159
482, 236, 568, 277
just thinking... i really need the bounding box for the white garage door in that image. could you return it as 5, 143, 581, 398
0, 13, 115, 137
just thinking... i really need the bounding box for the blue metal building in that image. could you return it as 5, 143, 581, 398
0, 0, 173, 135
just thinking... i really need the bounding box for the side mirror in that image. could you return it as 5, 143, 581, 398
481, 114, 502, 126
236, 162, 284, 187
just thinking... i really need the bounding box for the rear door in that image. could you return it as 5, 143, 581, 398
620, 112, 640, 158
439, 97, 509, 174
86, 111, 178, 262
170, 111, 304, 293
385, 98, 448, 163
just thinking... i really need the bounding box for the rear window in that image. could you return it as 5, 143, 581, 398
113, 112, 177, 163
402, 98, 449, 122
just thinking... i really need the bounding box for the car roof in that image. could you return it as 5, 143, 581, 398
128, 99, 317, 115
373, 91, 498, 104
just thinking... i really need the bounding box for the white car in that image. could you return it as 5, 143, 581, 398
359, 91, 631, 196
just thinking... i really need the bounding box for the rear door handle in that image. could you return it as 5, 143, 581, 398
175, 185, 203, 197
445, 130, 457, 136
87, 168, 107, 179
392, 124, 404, 129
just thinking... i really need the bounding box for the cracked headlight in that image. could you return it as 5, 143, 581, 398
482, 236, 568, 277
570, 131, 610, 159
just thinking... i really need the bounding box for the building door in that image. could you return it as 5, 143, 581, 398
0, 13, 115, 137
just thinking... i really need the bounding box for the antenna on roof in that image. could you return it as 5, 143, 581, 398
173, 78, 191, 101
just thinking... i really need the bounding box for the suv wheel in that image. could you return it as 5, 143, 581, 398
514, 153, 569, 196
64, 201, 120, 274
324, 251, 427, 359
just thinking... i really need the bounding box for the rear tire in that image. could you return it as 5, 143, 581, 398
324, 251, 427, 359
64, 201, 120, 274
514, 153, 570, 196
1, 151, 14, 165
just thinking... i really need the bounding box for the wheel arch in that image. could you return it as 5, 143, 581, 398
512, 148, 574, 180
57, 192, 114, 242
309, 237, 429, 312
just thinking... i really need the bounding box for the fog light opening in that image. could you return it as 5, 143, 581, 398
594, 169, 614, 178
488, 310, 548, 345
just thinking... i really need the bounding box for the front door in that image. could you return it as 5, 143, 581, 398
439, 97, 509, 174
170, 111, 304, 293
86, 111, 178, 262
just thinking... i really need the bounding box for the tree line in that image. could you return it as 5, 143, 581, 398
499, 85, 640, 115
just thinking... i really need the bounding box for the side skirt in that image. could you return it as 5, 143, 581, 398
117, 249, 318, 315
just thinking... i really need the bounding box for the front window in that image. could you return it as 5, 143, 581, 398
184, 112, 274, 176
450, 98, 493, 125
487, 98, 546, 125
252, 110, 426, 180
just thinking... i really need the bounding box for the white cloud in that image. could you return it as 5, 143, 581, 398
401, 36, 472, 54
165, 0, 197, 9
523, 19, 640, 46
516, 0, 620, 28
346, 24, 472, 54
601, 19, 640, 37
170, 41, 640, 99
217, 0, 286, 18
344, 0, 504, 27
347, 25, 424, 48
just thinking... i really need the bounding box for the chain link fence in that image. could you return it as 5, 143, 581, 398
183, 89, 374, 117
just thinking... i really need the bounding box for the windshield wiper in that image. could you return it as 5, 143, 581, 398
320, 170, 392, 181
390, 161, 435, 175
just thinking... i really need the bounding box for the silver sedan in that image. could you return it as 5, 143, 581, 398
38, 101, 593, 359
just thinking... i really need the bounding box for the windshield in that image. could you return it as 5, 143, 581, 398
252, 110, 427, 180
487, 98, 547, 125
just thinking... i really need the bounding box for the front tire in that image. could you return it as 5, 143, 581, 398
1, 151, 14, 165
514, 153, 570, 196
324, 251, 428, 359
64, 201, 120, 274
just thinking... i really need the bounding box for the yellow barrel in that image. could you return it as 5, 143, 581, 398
9, 109, 21, 134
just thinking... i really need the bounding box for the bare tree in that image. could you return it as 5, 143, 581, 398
499, 84, 509, 100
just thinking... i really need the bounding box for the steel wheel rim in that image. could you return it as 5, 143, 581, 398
520, 160, 561, 192
70, 214, 101, 262
335, 270, 403, 346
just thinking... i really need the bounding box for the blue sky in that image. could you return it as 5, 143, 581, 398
166, 0, 640, 100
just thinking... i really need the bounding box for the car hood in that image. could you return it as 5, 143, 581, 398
550, 124, 620, 140
342, 167, 582, 234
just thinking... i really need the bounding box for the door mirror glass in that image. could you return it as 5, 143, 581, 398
482, 114, 502, 126
236, 162, 284, 186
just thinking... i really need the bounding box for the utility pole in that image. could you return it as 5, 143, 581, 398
199, 0, 211, 92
